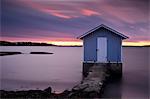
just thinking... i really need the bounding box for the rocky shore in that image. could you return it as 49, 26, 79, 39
0, 87, 70, 98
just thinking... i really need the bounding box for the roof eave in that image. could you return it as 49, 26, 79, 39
77, 24, 129, 40
77, 33, 129, 40
77, 34, 86, 39
122, 36, 129, 39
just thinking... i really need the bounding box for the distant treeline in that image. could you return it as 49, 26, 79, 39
2, 41, 148, 47
0, 41, 56, 46
0, 41, 82, 47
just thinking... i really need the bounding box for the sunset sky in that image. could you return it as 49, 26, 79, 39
1, 0, 150, 46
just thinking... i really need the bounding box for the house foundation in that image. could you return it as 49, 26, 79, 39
83, 62, 122, 78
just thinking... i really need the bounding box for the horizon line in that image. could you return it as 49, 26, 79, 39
1, 40, 150, 46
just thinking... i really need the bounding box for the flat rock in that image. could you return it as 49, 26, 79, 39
0, 52, 22, 56
30, 52, 53, 54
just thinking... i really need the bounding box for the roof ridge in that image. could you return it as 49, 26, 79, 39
77, 24, 129, 39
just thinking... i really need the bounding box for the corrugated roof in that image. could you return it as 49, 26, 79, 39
77, 24, 129, 39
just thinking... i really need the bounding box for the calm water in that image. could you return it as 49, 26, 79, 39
122, 47, 149, 99
0, 46, 149, 98
102, 47, 149, 99
0, 46, 83, 92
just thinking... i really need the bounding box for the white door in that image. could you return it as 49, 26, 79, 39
97, 37, 107, 62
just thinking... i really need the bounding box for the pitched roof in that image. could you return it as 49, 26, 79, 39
77, 24, 129, 39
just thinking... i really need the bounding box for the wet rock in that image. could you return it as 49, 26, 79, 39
72, 83, 89, 91
0, 87, 53, 98
68, 65, 109, 98
0, 52, 22, 56
43, 87, 52, 94
30, 52, 53, 54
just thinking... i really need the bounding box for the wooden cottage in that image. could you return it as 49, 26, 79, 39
78, 24, 128, 63
78, 24, 128, 77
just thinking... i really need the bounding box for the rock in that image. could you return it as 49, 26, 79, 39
68, 65, 109, 98
0, 52, 22, 56
72, 84, 88, 91
43, 87, 52, 94
30, 52, 53, 54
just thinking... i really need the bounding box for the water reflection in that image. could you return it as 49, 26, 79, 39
102, 47, 149, 99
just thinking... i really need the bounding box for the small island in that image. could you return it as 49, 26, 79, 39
30, 52, 53, 54
0, 52, 22, 56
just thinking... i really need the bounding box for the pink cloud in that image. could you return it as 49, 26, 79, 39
130, 36, 150, 41
4, 0, 149, 44
18, 0, 148, 23
101, 4, 148, 24
17, 0, 78, 19
0, 36, 81, 43
49, 12, 71, 19
81, 9, 100, 16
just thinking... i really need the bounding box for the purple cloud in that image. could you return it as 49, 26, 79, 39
1, 0, 149, 43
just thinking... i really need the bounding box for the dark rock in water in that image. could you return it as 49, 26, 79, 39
43, 87, 52, 94
30, 52, 53, 54
61, 90, 70, 95
0, 51, 22, 56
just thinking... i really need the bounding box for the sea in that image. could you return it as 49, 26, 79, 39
0, 46, 149, 98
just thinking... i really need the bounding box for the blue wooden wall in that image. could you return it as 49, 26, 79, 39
83, 27, 122, 62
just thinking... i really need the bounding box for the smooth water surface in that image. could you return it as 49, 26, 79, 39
0, 46, 83, 92
122, 47, 149, 99
0, 46, 149, 98
102, 47, 149, 99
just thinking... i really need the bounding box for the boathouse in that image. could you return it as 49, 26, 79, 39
78, 24, 128, 63
78, 24, 128, 77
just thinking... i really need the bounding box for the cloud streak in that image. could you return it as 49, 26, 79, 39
1, 0, 149, 44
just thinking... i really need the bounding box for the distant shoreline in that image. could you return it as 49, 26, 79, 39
1, 41, 149, 47
0, 45, 149, 47
122, 45, 150, 47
